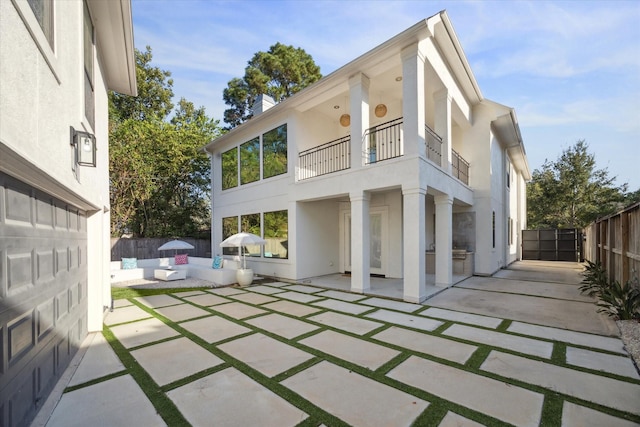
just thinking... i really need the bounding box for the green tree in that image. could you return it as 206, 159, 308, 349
109, 48, 222, 237
223, 42, 322, 128
527, 140, 627, 229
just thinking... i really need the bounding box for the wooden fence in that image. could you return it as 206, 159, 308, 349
583, 202, 640, 284
111, 238, 212, 261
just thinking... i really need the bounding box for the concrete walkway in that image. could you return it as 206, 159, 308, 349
32, 261, 639, 427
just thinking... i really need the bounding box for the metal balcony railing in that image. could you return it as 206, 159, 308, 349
298, 135, 350, 180
425, 124, 442, 166
364, 117, 404, 164
452, 149, 469, 185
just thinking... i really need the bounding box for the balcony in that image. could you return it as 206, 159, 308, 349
452, 149, 469, 185
425, 124, 442, 166
298, 135, 350, 180
364, 118, 404, 164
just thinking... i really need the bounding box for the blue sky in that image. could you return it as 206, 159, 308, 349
132, 0, 640, 191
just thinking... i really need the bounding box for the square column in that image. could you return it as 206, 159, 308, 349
403, 187, 426, 303
434, 194, 453, 287
350, 191, 370, 293
434, 89, 452, 173
349, 73, 370, 170
401, 42, 426, 158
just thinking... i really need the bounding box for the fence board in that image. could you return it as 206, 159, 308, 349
111, 238, 212, 261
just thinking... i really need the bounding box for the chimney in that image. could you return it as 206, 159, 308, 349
251, 94, 276, 116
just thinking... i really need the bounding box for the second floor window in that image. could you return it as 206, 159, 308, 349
27, 0, 53, 48
84, 1, 95, 129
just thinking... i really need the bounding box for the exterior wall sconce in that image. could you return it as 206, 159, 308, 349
70, 126, 96, 167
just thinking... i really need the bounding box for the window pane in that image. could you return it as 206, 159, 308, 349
27, 0, 53, 48
263, 124, 287, 179
264, 210, 288, 259
221, 147, 238, 190
240, 137, 260, 185
240, 213, 261, 257
222, 216, 238, 255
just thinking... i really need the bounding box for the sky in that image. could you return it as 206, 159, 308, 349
131, 0, 640, 191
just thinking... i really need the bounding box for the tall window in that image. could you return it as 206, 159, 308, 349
263, 124, 287, 178
27, 0, 53, 48
492, 211, 496, 249
264, 210, 288, 258
83, 1, 95, 129
240, 213, 261, 257
221, 147, 238, 190
222, 216, 239, 255
240, 137, 260, 185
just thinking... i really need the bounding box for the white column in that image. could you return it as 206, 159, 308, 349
349, 73, 370, 170
350, 191, 370, 293
401, 43, 426, 158
403, 187, 426, 303
434, 89, 452, 173
434, 194, 453, 287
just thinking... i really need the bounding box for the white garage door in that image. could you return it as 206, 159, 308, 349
0, 172, 88, 427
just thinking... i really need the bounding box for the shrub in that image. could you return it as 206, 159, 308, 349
579, 261, 609, 298
596, 277, 640, 320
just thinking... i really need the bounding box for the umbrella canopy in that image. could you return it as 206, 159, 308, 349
158, 240, 195, 251
220, 232, 266, 269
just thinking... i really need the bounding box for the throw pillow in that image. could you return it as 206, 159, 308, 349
122, 258, 137, 269
212, 256, 223, 269
175, 254, 188, 265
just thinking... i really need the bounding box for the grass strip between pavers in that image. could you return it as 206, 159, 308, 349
106, 284, 640, 426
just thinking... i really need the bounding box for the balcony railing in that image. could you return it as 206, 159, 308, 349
452, 149, 469, 185
425, 124, 442, 166
298, 135, 350, 180
365, 117, 404, 164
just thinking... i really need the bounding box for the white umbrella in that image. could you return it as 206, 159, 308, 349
158, 239, 195, 255
219, 232, 266, 269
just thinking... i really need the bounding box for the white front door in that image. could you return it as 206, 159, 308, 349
341, 207, 388, 276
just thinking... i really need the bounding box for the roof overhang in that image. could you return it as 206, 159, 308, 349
490, 105, 531, 181
87, 0, 137, 96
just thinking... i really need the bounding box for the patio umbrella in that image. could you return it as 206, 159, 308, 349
219, 232, 266, 269
158, 239, 195, 256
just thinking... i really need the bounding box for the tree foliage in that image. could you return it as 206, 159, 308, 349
109, 47, 222, 237
223, 42, 321, 128
527, 140, 627, 229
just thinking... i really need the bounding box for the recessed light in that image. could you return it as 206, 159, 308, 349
395, 76, 402, 82
334, 105, 340, 109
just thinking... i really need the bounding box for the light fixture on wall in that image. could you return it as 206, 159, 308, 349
375, 92, 387, 118
70, 126, 97, 167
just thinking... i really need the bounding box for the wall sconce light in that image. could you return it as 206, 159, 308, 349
70, 126, 96, 167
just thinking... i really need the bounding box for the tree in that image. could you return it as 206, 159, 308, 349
109, 48, 222, 237
527, 140, 627, 229
223, 42, 322, 128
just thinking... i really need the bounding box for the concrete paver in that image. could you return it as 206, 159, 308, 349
230, 292, 278, 305
388, 355, 544, 427
566, 346, 639, 379
438, 412, 485, 427
481, 350, 640, 416
180, 315, 251, 343
262, 300, 322, 317
420, 307, 503, 329
246, 313, 319, 339
373, 326, 477, 364
218, 333, 313, 377
168, 367, 308, 427
45, 375, 166, 427
366, 309, 443, 332
172, 290, 206, 297
103, 304, 151, 326
135, 294, 182, 308
508, 321, 624, 353
182, 293, 230, 307
155, 303, 212, 322
313, 299, 374, 315
208, 287, 247, 296
276, 291, 324, 303
282, 361, 428, 427
210, 301, 267, 319
131, 337, 224, 386
247, 285, 286, 294
68, 333, 124, 387
109, 317, 179, 348
314, 289, 367, 302
112, 299, 133, 308
443, 323, 554, 358
561, 401, 640, 427
307, 311, 383, 335
299, 330, 400, 370
456, 276, 594, 302
359, 297, 423, 313
282, 284, 324, 293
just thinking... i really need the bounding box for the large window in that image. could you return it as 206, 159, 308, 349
221, 147, 238, 190
83, 1, 95, 129
240, 213, 261, 257
240, 137, 260, 185
264, 210, 288, 258
27, 0, 53, 48
263, 124, 287, 179
222, 216, 239, 255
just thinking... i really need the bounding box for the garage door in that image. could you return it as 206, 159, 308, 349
0, 172, 88, 427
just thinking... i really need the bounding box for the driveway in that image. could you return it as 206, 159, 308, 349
32, 262, 639, 427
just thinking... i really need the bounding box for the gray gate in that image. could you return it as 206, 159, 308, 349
0, 172, 88, 427
522, 229, 582, 261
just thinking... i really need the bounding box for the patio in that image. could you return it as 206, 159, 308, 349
32, 262, 640, 427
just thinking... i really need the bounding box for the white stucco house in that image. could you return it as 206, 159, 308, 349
0, 0, 136, 425
205, 11, 530, 303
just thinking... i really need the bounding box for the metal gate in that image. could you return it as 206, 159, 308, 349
522, 229, 582, 261
0, 172, 88, 427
